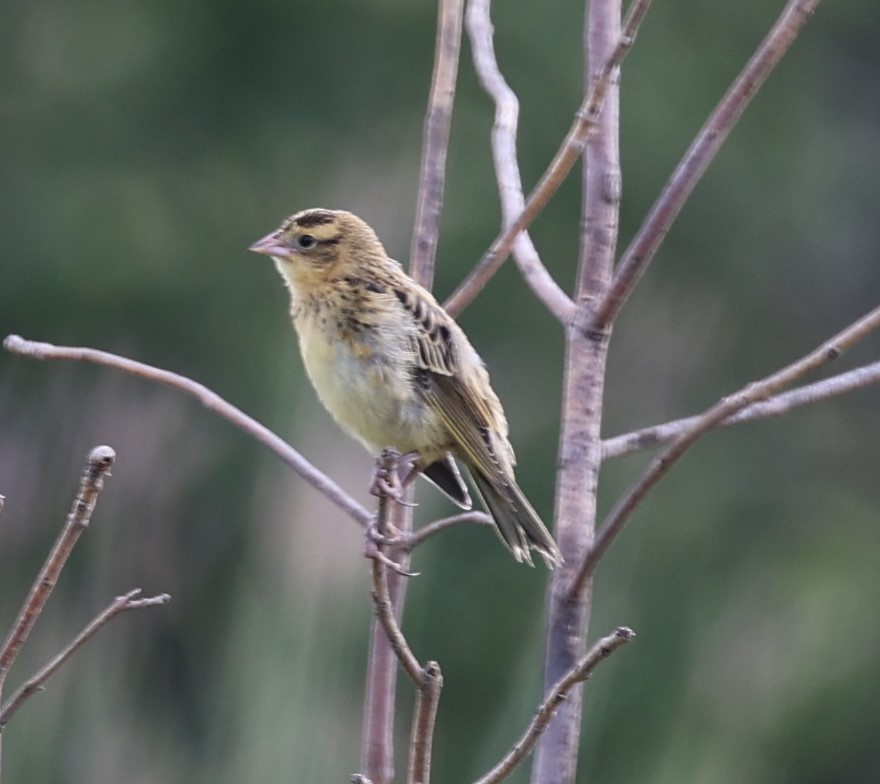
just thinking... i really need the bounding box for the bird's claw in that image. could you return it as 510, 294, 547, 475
366, 519, 404, 547
369, 448, 419, 506
364, 522, 419, 577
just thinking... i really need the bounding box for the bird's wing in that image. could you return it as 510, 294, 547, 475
388, 281, 457, 378
391, 281, 515, 490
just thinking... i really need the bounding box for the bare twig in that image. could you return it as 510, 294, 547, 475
404, 510, 492, 550
409, 661, 443, 784
591, 0, 823, 332
361, 494, 412, 784
571, 305, 880, 598
369, 455, 424, 687
410, 0, 465, 290
475, 627, 635, 784
361, 454, 421, 784
0, 446, 116, 691
360, 451, 444, 784
466, 0, 576, 324
443, 0, 652, 318
0, 590, 170, 729
2, 335, 372, 528
603, 361, 880, 460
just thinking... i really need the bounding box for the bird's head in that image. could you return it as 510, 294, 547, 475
249, 208, 387, 287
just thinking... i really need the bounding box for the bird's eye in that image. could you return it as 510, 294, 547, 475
296, 234, 317, 250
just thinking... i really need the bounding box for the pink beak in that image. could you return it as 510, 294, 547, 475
249, 232, 292, 258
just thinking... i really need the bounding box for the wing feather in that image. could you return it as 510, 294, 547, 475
390, 278, 513, 492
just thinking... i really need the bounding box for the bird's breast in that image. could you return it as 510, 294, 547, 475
293, 308, 447, 457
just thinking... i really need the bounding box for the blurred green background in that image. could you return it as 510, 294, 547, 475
2, 0, 879, 781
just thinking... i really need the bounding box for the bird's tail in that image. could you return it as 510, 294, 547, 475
470, 470, 562, 569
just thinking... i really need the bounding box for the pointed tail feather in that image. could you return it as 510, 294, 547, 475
469, 471, 562, 569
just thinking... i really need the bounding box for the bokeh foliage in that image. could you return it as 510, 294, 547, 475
2, 0, 879, 782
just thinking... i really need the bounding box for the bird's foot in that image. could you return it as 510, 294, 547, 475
364, 521, 419, 577
369, 448, 419, 507
365, 518, 404, 547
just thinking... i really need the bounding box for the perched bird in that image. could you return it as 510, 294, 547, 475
250, 208, 561, 568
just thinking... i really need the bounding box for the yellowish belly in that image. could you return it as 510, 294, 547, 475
296, 317, 447, 456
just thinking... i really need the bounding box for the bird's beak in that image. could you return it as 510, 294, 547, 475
249, 232, 291, 259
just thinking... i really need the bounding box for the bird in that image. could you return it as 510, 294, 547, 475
249, 208, 561, 568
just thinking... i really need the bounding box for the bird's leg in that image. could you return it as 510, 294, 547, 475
369, 449, 419, 510
364, 448, 419, 577
363, 521, 419, 577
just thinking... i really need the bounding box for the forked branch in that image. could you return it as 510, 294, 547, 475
466, 0, 576, 324
0, 446, 116, 691
0, 590, 170, 729
0, 446, 168, 784
571, 304, 880, 598
359, 450, 443, 784
591, 0, 824, 332
603, 360, 880, 460
443, 0, 653, 318
474, 627, 635, 784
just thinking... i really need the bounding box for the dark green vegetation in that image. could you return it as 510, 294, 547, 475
2, 0, 879, 781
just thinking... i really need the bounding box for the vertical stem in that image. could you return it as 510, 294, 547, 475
410, 0, 465, 290
532, 335, 607, 784
532, 0, 620, 782
360, 0, 463, 777
360, 500, 413, 784
408, 661, 443, 784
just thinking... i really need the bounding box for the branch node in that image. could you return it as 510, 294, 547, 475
423, 659, 443, 685
87, 445, 116, 474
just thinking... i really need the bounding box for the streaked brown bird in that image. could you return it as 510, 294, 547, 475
250, 208, 560, 568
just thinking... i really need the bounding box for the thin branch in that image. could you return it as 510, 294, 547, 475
360, 551, 408, 784
591, 0, 823, 331
360, 451, 444, 784
0, 446, 115, 691
360, 10, 464, 775
408, 661, 443, 784
475, 627, 635, 784
409, 0, 465, 290
0, 589, 170, 728
361, 455, 422, 784
361, 8, 463, 778
570, 305, 880, 598
603, 360, 880, 460
466, 0, 575, 324
443, 0, 653, 318
404, 511, 492, 550
3, 335, 372, 528
369, 456, 424, 685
